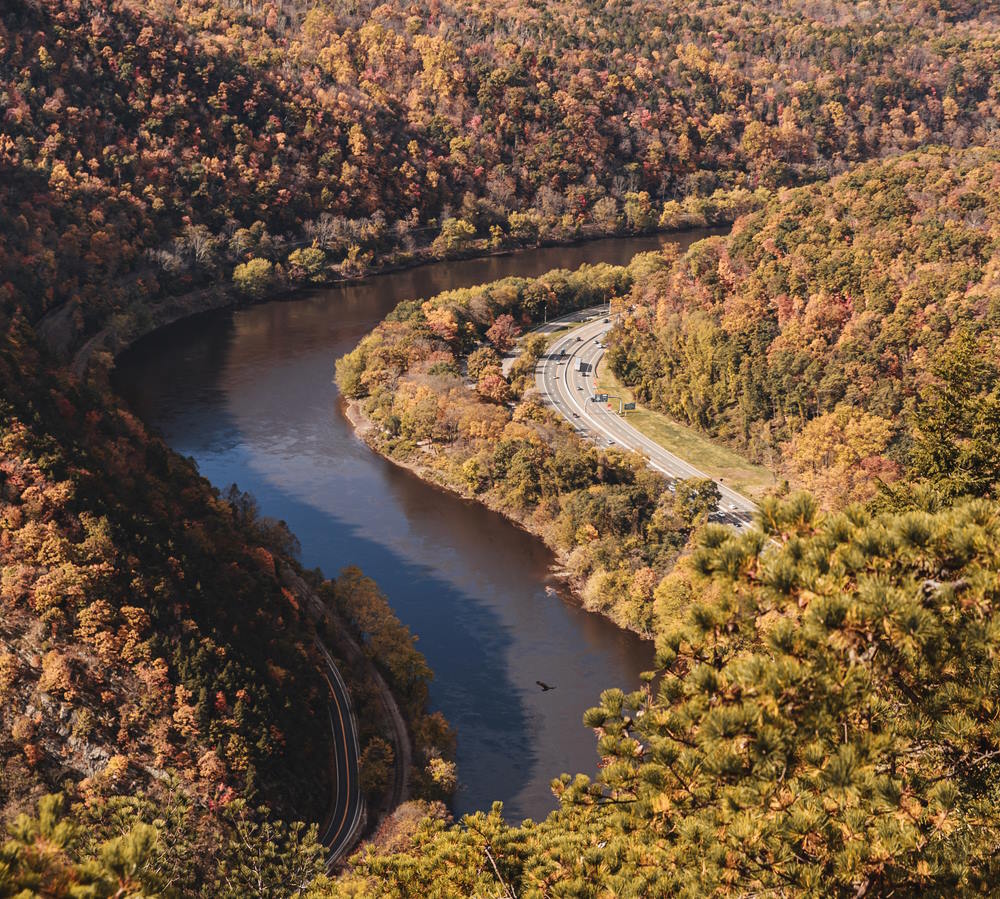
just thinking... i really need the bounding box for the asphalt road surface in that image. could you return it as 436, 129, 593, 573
316, 640, 364, 868
532, 308, 758, 527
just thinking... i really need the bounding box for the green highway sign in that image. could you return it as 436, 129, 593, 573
593, 393, 609, 402
624, 402, 636, 410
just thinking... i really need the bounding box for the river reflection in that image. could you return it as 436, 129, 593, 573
115, 231, 718, 821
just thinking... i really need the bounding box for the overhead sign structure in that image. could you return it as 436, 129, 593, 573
593, 393, 609, 402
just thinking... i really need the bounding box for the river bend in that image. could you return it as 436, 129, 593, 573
115, 230, 715, 820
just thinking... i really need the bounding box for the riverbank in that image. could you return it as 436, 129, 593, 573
72, 179, 763, 377
92, 225, 728, 835
114, 229, 665, 822
343, 398, 590, 613
69, 223, 730, 381
335, 255, 724, 638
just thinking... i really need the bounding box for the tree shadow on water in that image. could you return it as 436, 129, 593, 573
115, 313, 537, 819
208, 467, 539, 820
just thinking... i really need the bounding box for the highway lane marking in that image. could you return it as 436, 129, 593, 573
323, 670, 352, 849
536, 314, 755, 524
538, 320, 591, 428
318, 652, 364, 867
317, 642, 365, 852
320, 701, 341, 844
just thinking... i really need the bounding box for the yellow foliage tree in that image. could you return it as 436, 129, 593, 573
782, 405, 898, 505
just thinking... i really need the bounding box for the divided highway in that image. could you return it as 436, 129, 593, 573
531, 308, 758, 527
316, 640, 364, 868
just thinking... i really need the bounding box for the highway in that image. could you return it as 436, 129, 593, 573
531, 308, 758, 527
316, 639, 364, 869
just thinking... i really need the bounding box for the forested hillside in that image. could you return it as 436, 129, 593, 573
5, 0, 1000, 354
333, 496, 1000, 897
5, 0, 1000, 894
1, 313, 451, 889
0, 322, 340, 887
608, 147, 1000, 505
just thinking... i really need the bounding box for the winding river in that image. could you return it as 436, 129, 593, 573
115, 229, 716, 822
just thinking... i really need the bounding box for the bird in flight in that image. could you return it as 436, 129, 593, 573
536, 681, 556, 692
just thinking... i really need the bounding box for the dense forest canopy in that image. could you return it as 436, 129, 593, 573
4, 0, 1000, 893
4, 0, 1000, 350
607, 147, 1000, 506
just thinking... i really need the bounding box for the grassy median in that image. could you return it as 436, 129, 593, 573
595, 359, 777, 500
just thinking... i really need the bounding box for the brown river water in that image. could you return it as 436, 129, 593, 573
115, 229, 718, 821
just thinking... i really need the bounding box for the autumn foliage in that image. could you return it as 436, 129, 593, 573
337, 257, 725, 635
6, 0, 1000, 890
5, 0, 1000, 356
0, 328, 341, 829
608, 148, 1000, 505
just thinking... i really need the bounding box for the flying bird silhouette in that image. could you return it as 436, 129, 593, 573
536, 680, 556, 692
